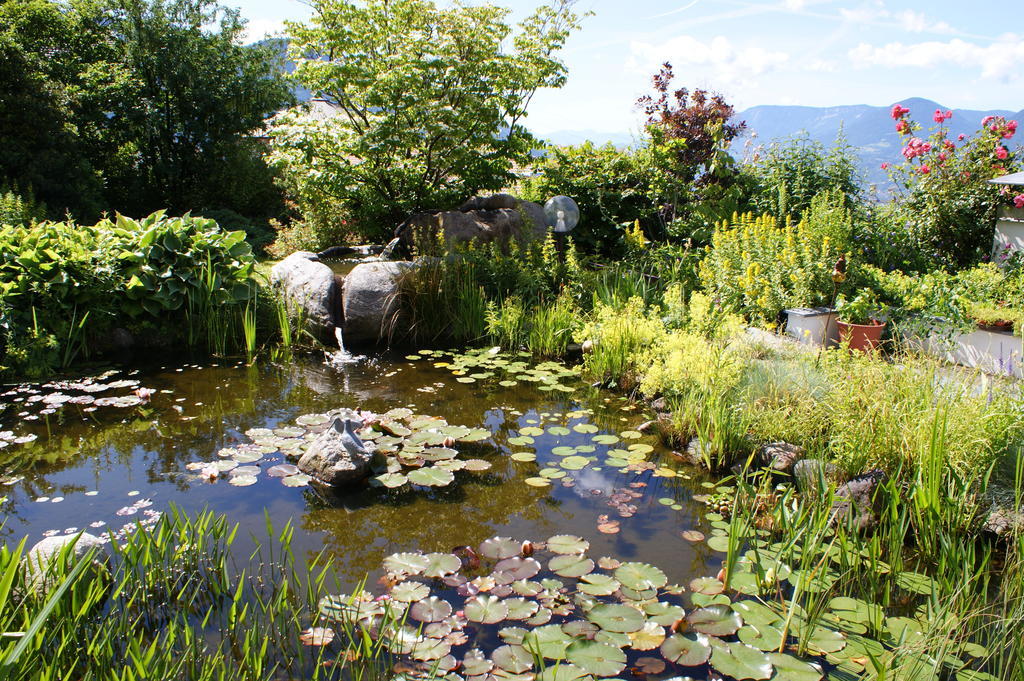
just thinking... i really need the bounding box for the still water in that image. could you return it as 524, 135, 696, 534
0, 352, 719, 589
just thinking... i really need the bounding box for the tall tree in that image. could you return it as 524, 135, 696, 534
267, 0, 583, 243
0, 0, 292, 220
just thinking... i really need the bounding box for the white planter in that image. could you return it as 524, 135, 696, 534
906, 325, 1022, 380
994, 206, 1024, 255
784, 307, 838, 348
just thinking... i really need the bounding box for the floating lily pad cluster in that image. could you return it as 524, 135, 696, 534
185, 408, 493, 491
357, 408, 493, 490
406, 348, 580, 393
0, 370, 154, 436
317, 535, 830, 681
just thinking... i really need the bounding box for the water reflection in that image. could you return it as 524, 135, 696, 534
0, 354, 719, 591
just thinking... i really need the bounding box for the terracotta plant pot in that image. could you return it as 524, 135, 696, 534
975, 319, 1014, 334
837, 319, 886, 353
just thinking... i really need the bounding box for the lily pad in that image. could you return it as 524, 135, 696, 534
523, 624, 573, 659
505, 597, 540, 621
492, 645, 533, 674
615, 562, 668, 591
565, 640, 626, 677
282, 474, 311, 487
587, 604, 645, 633
738, 624, 785, 651
423, 553, 462, 578
689, 577, 724, 595
578, 574, 620, 596
465, 595, 509, 624
391, 581, 430, 602
549, 554, 595, 578
511, 452, 537, 462
267, 463, 300, 477
375, 472, 409, 488
411, 596, 453, 623
766, 653, 822, 681
687, 605, 743, 636
536, 664, 591, 681
628, 622, 666, 651
228, 474, 258, 487
709, 640, 773, 680
481, 537, 522, 560
660, 633, 712, 666
546, 535, 589, 555
384, 552, 430, 576
495, 557, 542, 582
408, 467, 455, 487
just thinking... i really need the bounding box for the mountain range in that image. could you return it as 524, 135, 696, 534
541, 97, 1024, 189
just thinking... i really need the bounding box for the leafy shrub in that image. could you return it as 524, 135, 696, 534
0, 186, 47, 227
885, 105, 1021, 269
0, 212, 257, 377
520, 142, 657, 255
747, 133, 861, 222
527, 292, 577, 358
699, 193, 850, 325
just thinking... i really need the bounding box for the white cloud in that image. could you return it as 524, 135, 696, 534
848, 35, 1024, 80
629, 35, 790, 90
895, 10, 955, 34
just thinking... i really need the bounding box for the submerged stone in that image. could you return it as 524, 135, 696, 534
297, 411, 374, 487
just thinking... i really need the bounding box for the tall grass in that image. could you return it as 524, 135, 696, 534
0, 508, 399, 681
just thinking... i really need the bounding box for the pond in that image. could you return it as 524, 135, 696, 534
0, 350, 720, 592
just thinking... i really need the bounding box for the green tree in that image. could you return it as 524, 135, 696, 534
0, 0, 291, 222
267, 0, 584, 244
0, 0, 112, 217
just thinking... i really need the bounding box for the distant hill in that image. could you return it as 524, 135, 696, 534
735, 97, 1024, 189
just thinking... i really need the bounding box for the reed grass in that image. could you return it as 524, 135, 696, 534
0, 507, 400, 681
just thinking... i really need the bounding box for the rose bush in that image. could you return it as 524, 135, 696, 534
883, 104, 1021, 269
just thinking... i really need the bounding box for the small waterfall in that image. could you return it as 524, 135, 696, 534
328, 326, 360, 366
379, 237, 402, 260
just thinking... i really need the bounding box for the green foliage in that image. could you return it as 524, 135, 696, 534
0, 509, 397, 681
886, 107, 1022, 270
699, 195, 850, 325
747, 133, 861, 222
0, 0, 291, 221
0, 186, 46, 227
521, 142, 657, 255
526, 291, 577, 358
269, 0, 584, 243
835, 290, 882, 325
0, 212, 258, 377
577, 297, 665, 389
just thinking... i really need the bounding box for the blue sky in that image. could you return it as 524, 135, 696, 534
232, 0, 1024, 135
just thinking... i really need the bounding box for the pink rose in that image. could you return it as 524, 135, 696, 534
944, 110, 952, 120
922, 143, 932, 152
896, 120, 910, 133
958, 134, 966, 141
1009, 120, 1018, 132
1014, 194, 1024, 209
982, 115, 995, 126
891, 104, 909, 120
880, 162, 890, 170
933, 109, 944, 123
938, 152, 947, 161
996, 146, 1009, 160
919, 165, 930, 174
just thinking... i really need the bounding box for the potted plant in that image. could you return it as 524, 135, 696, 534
836, 291, 887, 352
970, 301, 1016, 334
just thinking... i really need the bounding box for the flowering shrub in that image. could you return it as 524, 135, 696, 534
698, 191, 851, 324
885, 104, 1021, 269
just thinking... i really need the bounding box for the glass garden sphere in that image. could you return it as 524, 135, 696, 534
544, 196, 580, 233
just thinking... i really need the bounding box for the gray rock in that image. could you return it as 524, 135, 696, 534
759, 442, 806, 474
342, 261, 417, 344
24, 532, 107, 594
830, 469, 888, 530
793, 458, 838, 498
396, 195, 548, 252
297, 413, 374, 487
270, 251, 343, 344
983, 508, 1024, 538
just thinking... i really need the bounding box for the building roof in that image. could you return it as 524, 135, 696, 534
989, 171, 1024, 186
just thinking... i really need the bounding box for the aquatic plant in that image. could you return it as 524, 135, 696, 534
321, 534, 830, 681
